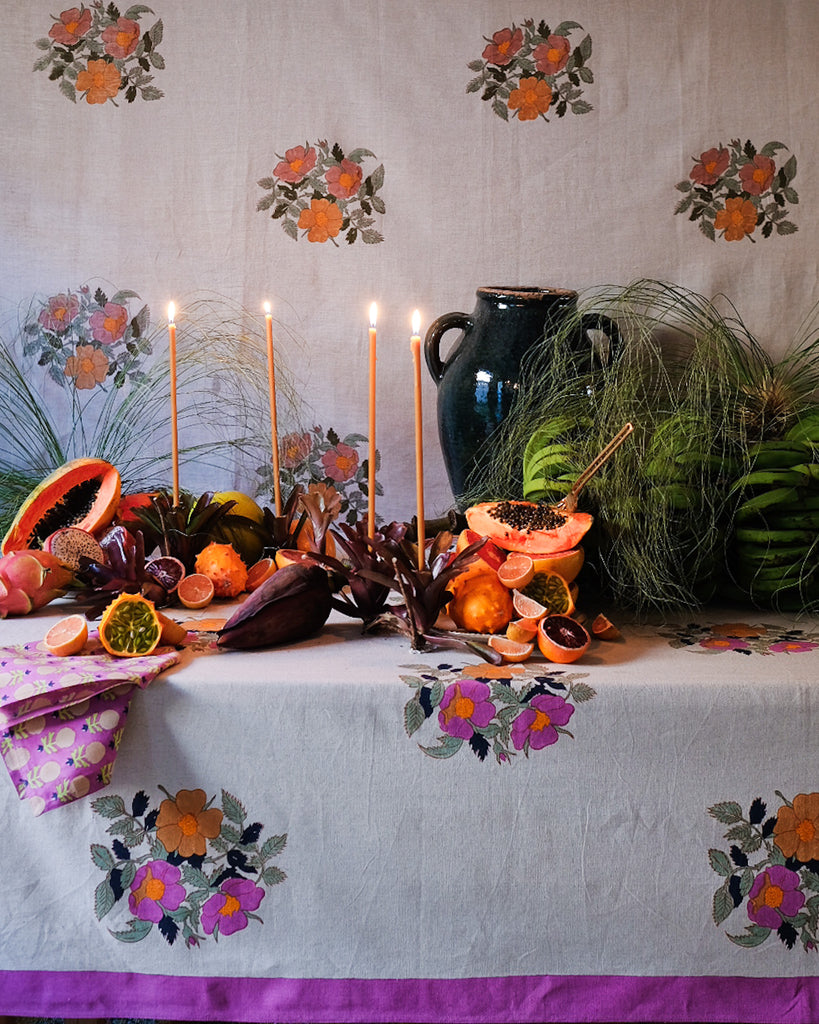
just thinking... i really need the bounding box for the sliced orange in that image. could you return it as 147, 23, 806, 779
44, 614, 88, 657
512, 589, 549, 622
177, 573, 215, 609
592, 612, 623, 641
246, 556, 277, 592
99, 593, 161, 658
497, 552, 535, 589
537, 614, 590, 664
532, 547, 585, 584
506, 617, 539, 643
156, 611, 188, 646
521, 571, 575, 616
488, 635, 535, 663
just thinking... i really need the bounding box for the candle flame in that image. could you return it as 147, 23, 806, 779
411, 309, 421, 336
167, 302, 175, 324
369, 302, 377, 329
264, 301, 271, 315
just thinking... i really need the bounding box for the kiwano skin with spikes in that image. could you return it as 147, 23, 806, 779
0, 549, 73, 617
465, 500, 593, 555
2, 458, 121, 554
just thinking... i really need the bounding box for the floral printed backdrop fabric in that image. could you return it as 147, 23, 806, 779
2, 1, 817, 522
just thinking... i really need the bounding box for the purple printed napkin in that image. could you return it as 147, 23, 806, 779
0, 634, 179, 815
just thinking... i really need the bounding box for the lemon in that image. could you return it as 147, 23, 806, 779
213, 490, 265, 524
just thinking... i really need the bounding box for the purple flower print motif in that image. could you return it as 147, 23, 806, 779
511, 692, 574, 750
699, 637, 750, 652
201, 877, 265, 936
128, 860, 186, 923
768, 640, 819, 654
438, 679, 496, 740
747, 865, 805, 930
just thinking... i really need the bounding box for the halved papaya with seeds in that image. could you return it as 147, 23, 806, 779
2, 458, 121, 554
465, 500, 593, 555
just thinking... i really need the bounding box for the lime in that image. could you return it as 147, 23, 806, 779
99, 592, 162, 658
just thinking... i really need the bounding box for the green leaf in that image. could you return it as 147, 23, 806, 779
708, 848, 733, 876
466, 76, 483, 94
569, 681, 596, 703
802, 870, 819, 892
727, 925, 771, 948
140, 85, 163, 101
419, 734, 463, 759
554, 20, 583, 35
262, 865, 287, 885
182, 864, 211, 890
571, 100, 593, 115
92, 794, 127, 818
780, 155, 797, 183
221, 824, 242, 844
368, 163, 385, 192
760, 140, 787, 157
404, 697, 426, 737
467, 59, 484, 71
346, 148, 376, 163
94, 878, 116, 920
90, 843, 117, 872
776, 220, 798, 235
739, 866, 755, 898
110, 918, 154, 942
222, 789, 246, 824
578, 65, 593, 84
712, 884, 734, 925
119, 860, 137, 888
149, 18, 164, 46
59, 79, 77, 102
260, 833, 287, 859
124, 4, 156, 17
492, 98, 509, 120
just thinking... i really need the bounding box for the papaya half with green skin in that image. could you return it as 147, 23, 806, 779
2, 458, 121, 554
465, 499, 593, 555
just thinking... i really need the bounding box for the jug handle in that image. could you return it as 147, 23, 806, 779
424, 312, 472, 383
578, 313, 621, 368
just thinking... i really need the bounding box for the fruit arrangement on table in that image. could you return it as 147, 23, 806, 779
0, 455, 618, 667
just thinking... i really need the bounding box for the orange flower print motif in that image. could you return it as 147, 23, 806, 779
298, 198, 344, 243
690, 146, 730, 186
64, 345, 108, 390
508, 77, 552, 121
274, 145, 317, 184
468, 21, 593, 123
714, 197, 758, 241
49, 7, 92, 45
533, 35, 570, 75
739, 155, 776, 196
675, 138, 797, 242
482, 27, 524, 66
76, 59, 122, 104
155, 788, 224, 859
326, 159, 363, 200
774, 793, 819, 863
102, 17, 140, 59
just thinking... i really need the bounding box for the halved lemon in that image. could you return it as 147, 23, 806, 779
44, 614, 88, 657
99, 593, 162, 658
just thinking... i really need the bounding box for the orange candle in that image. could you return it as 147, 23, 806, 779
167, 303, 179, 507
264, 302, 282, 516
410, 309, 425, 570
368, 302, 377, 536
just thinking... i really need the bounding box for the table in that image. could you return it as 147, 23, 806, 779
1, 600, 819, 1023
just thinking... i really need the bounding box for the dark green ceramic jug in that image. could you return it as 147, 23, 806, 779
424, 286, 620, 506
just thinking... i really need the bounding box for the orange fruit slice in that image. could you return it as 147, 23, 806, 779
537, 614, 591, 664
497, 552, 535, 589
44, 614, 88, 657
157, 611, 188, 646
592, 612, 623, 641
246, 557, 277, 592
177, 573, 215, 609
532, 547, 585, 584
512, 589, 549, 622
99, 593, 162, 658
488, 635, 535, 663
506, 617, 539, 643
521, 571, 575, 616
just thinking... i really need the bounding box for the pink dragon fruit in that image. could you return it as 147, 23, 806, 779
0, 550, 73, 617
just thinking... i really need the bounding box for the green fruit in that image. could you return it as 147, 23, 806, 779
732, 468, 811, 490
735, 525, 817, 546
734, 487, 800, 521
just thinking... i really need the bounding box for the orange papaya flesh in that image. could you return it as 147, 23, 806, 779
2, 458, 121, 554
465, 500, 593, 555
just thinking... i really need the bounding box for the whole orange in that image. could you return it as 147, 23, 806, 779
447, 563, 514, 634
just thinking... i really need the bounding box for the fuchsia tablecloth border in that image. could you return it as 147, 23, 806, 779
1, 970, 817, 1022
